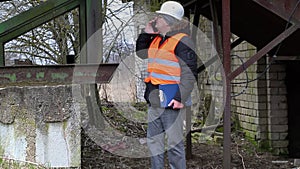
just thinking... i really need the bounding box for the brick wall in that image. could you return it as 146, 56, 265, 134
265, 60, 288, 154
231, 47, 289, 154
231, 42, 260, 140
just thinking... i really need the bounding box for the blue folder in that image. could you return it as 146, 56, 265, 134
159, 84, 192, 107
159, 84, 179, 107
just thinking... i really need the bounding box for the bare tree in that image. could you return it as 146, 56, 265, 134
1, 0, 139, 65
1, 0, 79, 65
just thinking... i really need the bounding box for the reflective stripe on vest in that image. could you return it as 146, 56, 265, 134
145, 33, 187, 85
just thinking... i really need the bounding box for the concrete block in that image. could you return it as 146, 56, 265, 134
294, 159, 300, 167
0, 86, 82, 168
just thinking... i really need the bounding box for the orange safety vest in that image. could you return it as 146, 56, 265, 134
145, 33, 187, 85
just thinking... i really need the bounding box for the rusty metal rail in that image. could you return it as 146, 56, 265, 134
0, 63, 118, 87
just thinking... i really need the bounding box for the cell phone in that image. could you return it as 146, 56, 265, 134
151, 21, 158, 32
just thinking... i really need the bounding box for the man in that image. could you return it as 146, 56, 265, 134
136, 1, 197, 168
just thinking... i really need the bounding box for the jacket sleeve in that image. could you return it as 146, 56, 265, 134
136, 31, 157, 59
173, 36, 198, 103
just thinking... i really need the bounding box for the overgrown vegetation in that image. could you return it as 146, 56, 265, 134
100, 101, 148, 138
0, 157, 48, 169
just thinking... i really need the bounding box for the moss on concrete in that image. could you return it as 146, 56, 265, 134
0, 144, 4, 156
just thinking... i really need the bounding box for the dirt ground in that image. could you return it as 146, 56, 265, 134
187, 138, 295, 169
2, 104, 297, 169
81, 131, 297, 169
81, 103, 297, 169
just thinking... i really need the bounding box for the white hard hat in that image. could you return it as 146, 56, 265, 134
156, 1, 184, 20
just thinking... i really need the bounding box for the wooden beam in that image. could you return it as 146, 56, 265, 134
222, 0, 231, 168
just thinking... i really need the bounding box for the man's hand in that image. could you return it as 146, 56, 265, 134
144, 18, 158, 34
168, 99, 184, 109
